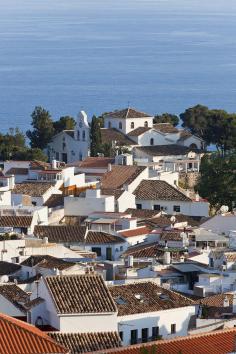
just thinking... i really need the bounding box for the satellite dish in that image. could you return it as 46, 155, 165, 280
170, 216, 176, 224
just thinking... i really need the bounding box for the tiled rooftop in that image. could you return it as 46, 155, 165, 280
109, 282, 194, 316
45, 274, 117, 314
118, 226, 151, 238
5, 167, 28, 175
128, 127, 151, 136
134, 144, 193, 156
160, 231, 183, 241
0, 215, 33, 227
153, 123, 179, 134
34, 225, 124, 244
134, 180, 191, 201
0, 284, 29, 313
101, 165, 146, 190
12, 181, 54, 197
0, 261, 21, 276
34, 225, 86, 243
21, 255, 76, 270
125, 208, 160, 219
49, 331, 121, 354
101, 128, 135, 146
78, 157, 115, 168
44, 194, 64, 208
105, 107, 152, 119
97, 328, 236, 354
0, 313, 68, 354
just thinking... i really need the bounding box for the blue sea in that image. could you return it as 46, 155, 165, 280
0, 0, 236, 132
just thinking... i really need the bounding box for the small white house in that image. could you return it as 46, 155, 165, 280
109, 282, 196, 345
133, 180, 209, 217
29, 274, 118, 333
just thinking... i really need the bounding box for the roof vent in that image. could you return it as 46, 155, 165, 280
159, 293, 169, 301
115, 297, 126, 305
134, 293, 144, 302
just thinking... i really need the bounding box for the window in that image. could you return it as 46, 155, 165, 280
56, 152, 59, 160
173, 205, 180, 212
108, 121, 111, 128
131, 122, 134, 129
79, 153, 83, 161
142, 328, 148, 343
150, 138, 154, 145
82, 130, 86, 141
119, 122, 122, 130
136, 204, 142, 210
152, 326, 159, 340
119, 331, 123, 341
91, 247, 101, 257
120, 246, 123, 252
130, 329, 138, 345
210, 258, 214, 268
32, 201, 37, 206
153, 204, 160, 211
171, 323, 176, 334
144, 121, 148, 127
77, 130, 80, 140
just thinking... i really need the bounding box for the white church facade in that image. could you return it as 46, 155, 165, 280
47, 107, 205, 163
47, 111, 90, 163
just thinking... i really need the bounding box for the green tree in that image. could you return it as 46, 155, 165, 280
196, 153, 236, 211
90, 115, 102, 156
180, 104, 210, 138
0, 128, 26, 160
12, 148, 47, 162
26, 106, 55, 149
154, 113, 179, 126
53, 116, 76, 134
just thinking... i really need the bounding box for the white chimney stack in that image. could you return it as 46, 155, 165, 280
233, 293, 236, 313
107, 163, 112, 172
52, 159, 57, 169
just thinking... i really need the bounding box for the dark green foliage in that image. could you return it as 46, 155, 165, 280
53, 116, 76, 134
196, 153, 236, 210
13, 148, 47, 162
0, 128, 25, 160
90, 115, 102, 156
180, 105, 236, 155
154, 113, 179, 126
26, 106, 55, 149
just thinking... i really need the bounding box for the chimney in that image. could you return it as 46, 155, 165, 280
233, 293, 236, 313
195, 193, 200, 202
107, 163, 112, 172
223, 296, 229, 307
52, 159, 57, 169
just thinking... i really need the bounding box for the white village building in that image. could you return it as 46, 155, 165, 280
47, 108, 205, 163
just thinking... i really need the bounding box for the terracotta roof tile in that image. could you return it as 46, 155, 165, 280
153, 123, 179, 134
101, 188, 125, 200
78, 157, 115, 168
125, 208, 160, 219
160, 231, 183, 241
109, 282, 194, 316
0, 261, 21, 276
0, 313, 68, 354
45, 274, 117, 314
0, 215, 33, 227
134, 180, 191, 201
49, 331, 121, 354
44, 194, 64, 208
101, 165, 146, 190
5, 168, 28, 175
34, 225, 86, 243
118, 226, 151, 238
0, 284, 29, 313
134, 144, 193, 156
105, 108, 152, 119
128, 127, 151, 136
101, 128, 135, 146
12, 181, 54, 197
97, 328, 236, 354
21, 255, 75, 270
34, 226, 124, 244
